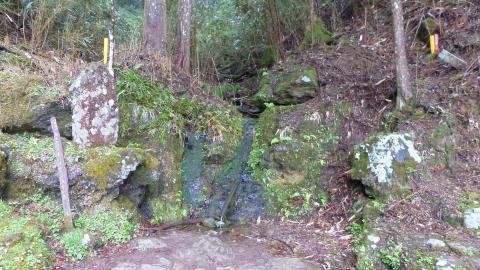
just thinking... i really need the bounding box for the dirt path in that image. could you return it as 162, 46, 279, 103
71, 228, 323, 270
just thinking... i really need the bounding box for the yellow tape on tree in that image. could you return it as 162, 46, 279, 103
104, 38, 109, 65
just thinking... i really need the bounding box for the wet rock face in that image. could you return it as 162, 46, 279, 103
70, 63, 119, 148
350, 133, 422, 199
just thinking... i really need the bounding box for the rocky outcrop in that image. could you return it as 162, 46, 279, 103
248, 66, 318, 108
248, 104, 341, 218
0, 132, 159, 209
350, 133, 422, 199
0, 69, 71, 137
70, 63, 119, 148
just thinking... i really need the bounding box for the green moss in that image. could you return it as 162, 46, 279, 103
75, 208, 138, 245
150, 192, 188, 224
460, 193, 480, 210
84, 148, 144, 189
0, 211, 53, 270
60, 229, 89, 261
248, 107, 337, 218
302, 19, 333, 47
0, 70, 67, 129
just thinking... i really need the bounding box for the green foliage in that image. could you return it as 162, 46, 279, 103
379, 241, 406, 270
117, 68, 243, 146
75, 209, 138, 245
202, 83, 242, 99
150, 192, 188, 224
346, 222, 367, 254
0, 200, 52, 270
60, 229, 90, 261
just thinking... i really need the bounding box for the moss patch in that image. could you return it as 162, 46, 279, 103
301, 19, 334, 47
0, 201, 53, 270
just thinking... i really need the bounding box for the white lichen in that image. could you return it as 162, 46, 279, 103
366, 134, 421, 183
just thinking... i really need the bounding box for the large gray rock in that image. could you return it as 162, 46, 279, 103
0, 132, 158, 209
249, 66, 318, 108
464, 208, 480, 230
350, 133, 422, 198
70, 63, 119, 148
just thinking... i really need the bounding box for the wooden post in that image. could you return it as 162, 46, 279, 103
50, 117, 74, 232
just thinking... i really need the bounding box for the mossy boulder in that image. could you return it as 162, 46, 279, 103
0, 132, 157, 209
0, 202, 52, 270
301, 19, 333, 47
350, 133, 422, 199
248, 106, 339, 218
251, 66, 319, 107
0, 69, 71, 138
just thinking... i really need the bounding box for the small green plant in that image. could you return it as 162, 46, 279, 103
264, 102, 275, 109
60, 229, 90, 261
415, 252, 435, 268
379, 241, 404, 270
346, 222, 368, 254
75, 209, 138, 245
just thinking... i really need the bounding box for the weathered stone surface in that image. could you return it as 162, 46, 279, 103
249, 104, 340, 218
0, 132, 156, 209
78, 231, 321, 270
0, 70, 72, 137
464, 208, 480, 229
70, 63, 119, 147
350, 133, 422, 198
250, 66, 318, 107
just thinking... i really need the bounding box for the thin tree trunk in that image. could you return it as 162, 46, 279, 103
108, 0, 115, 77
50, 117, 74, 232
267, 0, 284, 59
391, 0, 413, 111
143, 0, 167, 54
175, 0, 193, 73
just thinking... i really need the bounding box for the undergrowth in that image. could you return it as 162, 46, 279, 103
116, 68, 242, 146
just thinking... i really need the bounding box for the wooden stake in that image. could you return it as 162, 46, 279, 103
50, 117, 74, 232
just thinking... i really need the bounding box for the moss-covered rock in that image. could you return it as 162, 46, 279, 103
251, 66, 319, 106
0, 132, 154, 209
248, 105, 339, 218
350, 133, 422, 199
0, 68, 71, 137
0, 201, 53, 270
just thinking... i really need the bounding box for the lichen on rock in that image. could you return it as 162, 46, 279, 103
351, 133, 422, 199
70, 63, 119, 148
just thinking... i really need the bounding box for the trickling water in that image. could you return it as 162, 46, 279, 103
181, 118, 265, 221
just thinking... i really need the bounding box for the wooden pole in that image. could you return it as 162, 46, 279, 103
50, 117, 74, 232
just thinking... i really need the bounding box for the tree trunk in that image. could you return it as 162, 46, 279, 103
391, 0, 413, 111
108, 0, 115, 77
267, 0, 284, 59
175, 0, 194, 73
143, 0, 167, 54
